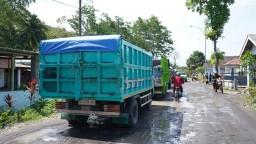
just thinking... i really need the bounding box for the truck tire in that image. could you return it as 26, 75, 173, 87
128, 99, 138, 127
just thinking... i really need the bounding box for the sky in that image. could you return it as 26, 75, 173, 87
28, 0, 256, 66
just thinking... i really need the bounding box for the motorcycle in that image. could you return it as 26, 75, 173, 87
174, 87, 181, 102
213, 79, 223, 94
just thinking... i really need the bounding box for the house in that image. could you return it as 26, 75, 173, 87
204, 56, 246, 86
0, 47, 39, 91
0, 59, 31, 90
204, 56, 242, 74
239, 34, 256, 87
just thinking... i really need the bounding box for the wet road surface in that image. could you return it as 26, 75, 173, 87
0, 81, 256, 144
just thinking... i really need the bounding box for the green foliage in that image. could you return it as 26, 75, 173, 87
63, 0, 174, 56
45, 26, 76, 39
0, 99, 56, 128
18, 14, 47, 50
21, 109, 42, 121
186, 50, 205, 71
0, 0, 46, 50
195, 66, 205, 74
0, 110, 11, 128
185, 0, 235, 73
32, 99, 56, 117
130, 16, 174, 56
185, 0, 234, 41
243, 87, 256, 110
209, 49, 225, 65
241, 50, 256, 78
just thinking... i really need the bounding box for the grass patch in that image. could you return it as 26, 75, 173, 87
243, 87, 256, 110
0, 99, 56, 128
224, 87, 229, 90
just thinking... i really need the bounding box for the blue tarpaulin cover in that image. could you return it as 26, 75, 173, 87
40, 35, 121, 54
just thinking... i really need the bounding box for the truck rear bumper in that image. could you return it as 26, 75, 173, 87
56, 109, 120, 117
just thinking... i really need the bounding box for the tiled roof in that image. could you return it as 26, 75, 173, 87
225, 57, 242, 66
204, 56, 241, 68
219, 56, 239, 68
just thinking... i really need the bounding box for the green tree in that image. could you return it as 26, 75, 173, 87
64, 1, 174, 56
209, 49, 225, 66
186, 0, 235, 73
66, 0, 98, 35
45, 26, 76, 39
0, 0, 38, 49
241, 50, 256, 79
195, 66, 205, 74
130, 16, 173, 56
186, 50, 205, 71
18, 14, 47, 50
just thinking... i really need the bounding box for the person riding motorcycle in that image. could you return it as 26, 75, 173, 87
212, 72, 220, 89
172, 72, 184, 96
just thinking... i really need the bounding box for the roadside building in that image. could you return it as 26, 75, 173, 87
0, 47, 39, 91
239, 34, 256, 87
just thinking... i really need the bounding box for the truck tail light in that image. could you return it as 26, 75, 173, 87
104, 105, 119, 112
55, 102, 68, 109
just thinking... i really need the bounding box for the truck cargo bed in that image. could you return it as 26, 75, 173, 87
39, 35, 153, 102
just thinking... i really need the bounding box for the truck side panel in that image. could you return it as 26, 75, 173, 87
121, 40, 153, 99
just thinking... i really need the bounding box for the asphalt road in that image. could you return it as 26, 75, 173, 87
0, 81, 256, 144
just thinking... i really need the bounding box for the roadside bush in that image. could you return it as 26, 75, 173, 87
197, 74, 203, 82
243, 87, 256, 110
0, 109, 11, 128
32, 99, 56, 117
21, 109, 42, 121
0, 99, 56, 128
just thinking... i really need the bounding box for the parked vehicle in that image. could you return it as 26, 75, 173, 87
174, 87, 181, 102
39, 35, 153, 127
152, 55, 169, 98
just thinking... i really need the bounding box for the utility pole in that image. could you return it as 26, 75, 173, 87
79, 0, 82, 36
117, 18, 120, 34
189, 25, 207, 74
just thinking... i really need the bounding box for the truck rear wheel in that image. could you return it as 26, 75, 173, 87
128, 99, 138, 127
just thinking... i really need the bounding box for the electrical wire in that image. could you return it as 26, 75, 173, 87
52, 0, 78, 9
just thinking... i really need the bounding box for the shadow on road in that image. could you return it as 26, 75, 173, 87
58, 102, 183, 144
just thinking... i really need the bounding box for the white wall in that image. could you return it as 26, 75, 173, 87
0, 69, 4, 88
0, 90, 39, 110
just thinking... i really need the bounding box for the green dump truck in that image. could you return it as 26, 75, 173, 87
153, 55, 169, 98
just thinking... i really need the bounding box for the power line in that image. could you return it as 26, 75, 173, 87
52, 0, 78, 9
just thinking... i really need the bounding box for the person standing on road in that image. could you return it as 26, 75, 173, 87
172, 72, 184, 96
209, 72, 212, 83
205, 73, 209, 85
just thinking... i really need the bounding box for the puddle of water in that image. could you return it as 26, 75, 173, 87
43, 137, 58, 142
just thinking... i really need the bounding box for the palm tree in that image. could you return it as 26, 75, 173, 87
18, 14, 47, 51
